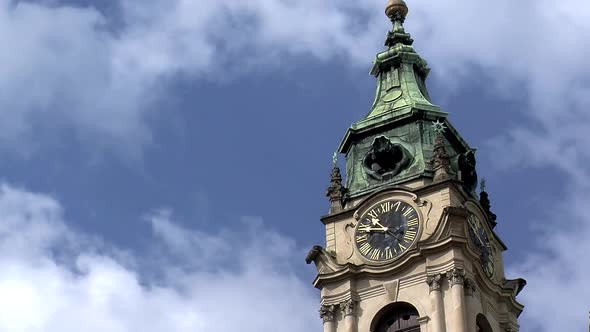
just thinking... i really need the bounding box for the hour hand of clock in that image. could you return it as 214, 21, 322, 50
371, 218, 389, 230
357, 218, 389, 233
359, 225, 388, 233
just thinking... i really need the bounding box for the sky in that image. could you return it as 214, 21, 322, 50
0, 0, 589, 331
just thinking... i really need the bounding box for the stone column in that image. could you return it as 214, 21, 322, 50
320, 304, 337, 332
340, 299, 358, 332
426, 274, 446, 332
446, 268, 467, 332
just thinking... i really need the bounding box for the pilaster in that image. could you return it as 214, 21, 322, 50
320, 304, 337, 332
446, 268, 467, 332
426, 273, 446, 332
340, 299, 358, 332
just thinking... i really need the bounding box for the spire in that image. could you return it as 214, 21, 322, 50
364, 0, 439, 119
384, 0, 413, 47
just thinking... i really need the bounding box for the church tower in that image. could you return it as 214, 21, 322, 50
306, 1, 526, 332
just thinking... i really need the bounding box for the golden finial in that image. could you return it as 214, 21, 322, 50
385, 0, 409, 20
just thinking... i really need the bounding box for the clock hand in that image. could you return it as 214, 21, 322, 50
468, 224, 486, 247
389, 225, 404, 233
359, 225, 389, 233
386, 228, 403, 241
371, 218, 389, 230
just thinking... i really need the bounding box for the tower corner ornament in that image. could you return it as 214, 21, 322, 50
309, 0, 526, 330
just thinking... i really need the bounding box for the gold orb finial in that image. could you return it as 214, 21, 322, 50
385, 0, 409, 20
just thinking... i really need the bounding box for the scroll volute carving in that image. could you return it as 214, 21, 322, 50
344, 221, 357, 260
305, 246, 346, 275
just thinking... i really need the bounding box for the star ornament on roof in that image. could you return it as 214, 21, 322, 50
432, 120, 447, 135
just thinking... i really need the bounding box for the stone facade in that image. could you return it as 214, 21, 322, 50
308, 180, 524, 332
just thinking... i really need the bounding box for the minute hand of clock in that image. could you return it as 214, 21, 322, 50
386, 226, 404, 241
471, 228, 487, 247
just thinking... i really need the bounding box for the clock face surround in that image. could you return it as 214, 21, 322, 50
354, 199, 420, 262
467, 213, 495, 278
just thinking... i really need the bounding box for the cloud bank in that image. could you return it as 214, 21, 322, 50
2, 0, 589, 159
0, 184, 320, 332
1, 0, 590, 330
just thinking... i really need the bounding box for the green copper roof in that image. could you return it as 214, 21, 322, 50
337, 6, 478, 198
366, 18, 437, 119
338, 13, 444, 155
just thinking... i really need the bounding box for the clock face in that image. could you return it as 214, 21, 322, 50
354, 199, 420, 262
467, 213, 495, 278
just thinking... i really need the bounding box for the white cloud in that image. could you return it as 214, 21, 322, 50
2, 0, 590, 330
3, 0, 588, 159
0, 183, 320, 332
0, 0, 383, 157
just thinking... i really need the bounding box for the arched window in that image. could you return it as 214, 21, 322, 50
373, 302, 421, 332
476, 314, 493, 332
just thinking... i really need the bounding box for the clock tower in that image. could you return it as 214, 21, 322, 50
306, 1, 526, 332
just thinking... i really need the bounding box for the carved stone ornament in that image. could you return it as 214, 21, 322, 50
446, 268, 466, 287
320, 304, 337, 323
326, 164, 345, 211
385, 0, 408, 21
479, 179, 498, 229
430, 135, 451, 181
426, 274, 442, 292
500, 322, 518, 332
363, 136, 410, 181
458, 150, 478, 193
464, 278, 477, 296
306, 246, 346, 275
340, 299, 358, 317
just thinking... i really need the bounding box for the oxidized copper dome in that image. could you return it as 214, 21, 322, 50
385, 0, 409, 19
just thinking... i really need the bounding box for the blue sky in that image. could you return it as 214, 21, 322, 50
0, 0, 588, 331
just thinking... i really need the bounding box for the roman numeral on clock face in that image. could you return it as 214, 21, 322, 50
367, 209, 379, 219
403, 208, 415, 218
370, 249, 382, 260
385, 248, 394, 260
380, 201, 392, 213
404, 230, 417, 242
359, 242, 372, 255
